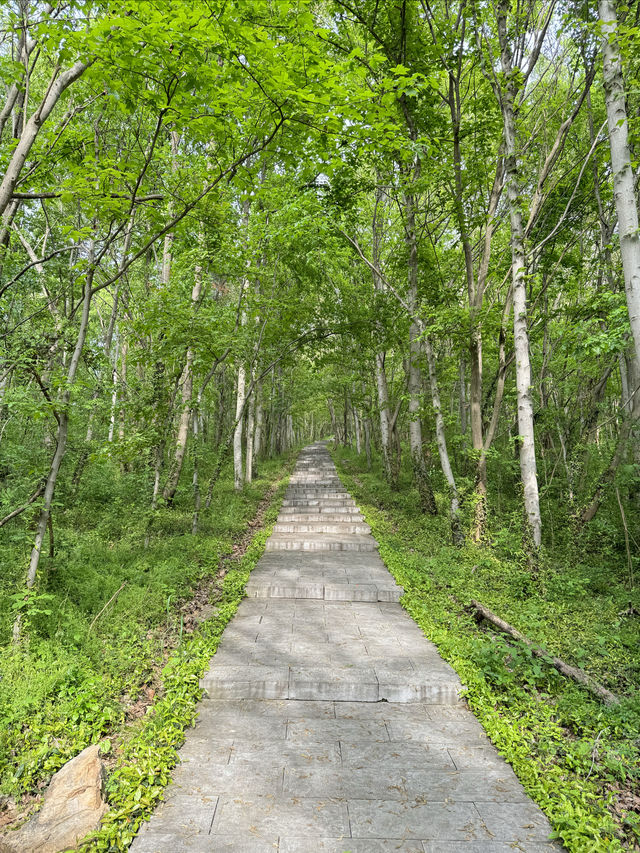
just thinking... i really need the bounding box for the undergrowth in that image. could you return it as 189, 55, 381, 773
82, 472, 290, 850
0, 455, 293, 848
333, 446, 640, 853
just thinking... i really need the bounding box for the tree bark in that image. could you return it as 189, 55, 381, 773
599, 0, 640, 369
233, 360, 247, 490
245, 366, 256, 484
15, 262, 95, 640
372, 187, 398, 487
404, 181, 437, 515
424, 337, 462, 543
191, 413, 201, 535
497, 2, 542, 548
353, 402, 362, 455
162, 268, 203, 504
253, 381, 263, 459
0, 59, 92, 224
363, 415, 372, 470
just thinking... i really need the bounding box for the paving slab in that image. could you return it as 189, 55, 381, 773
265, 533, 378, 552
131, 443, 561, 852
279, 841, 425, 853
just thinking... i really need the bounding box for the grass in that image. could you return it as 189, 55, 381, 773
0, 453, 294, 847
332, 445, 640, 852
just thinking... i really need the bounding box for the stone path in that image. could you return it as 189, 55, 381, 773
131, 443, 561, 852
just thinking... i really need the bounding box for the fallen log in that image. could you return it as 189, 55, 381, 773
469, 599, 619, 706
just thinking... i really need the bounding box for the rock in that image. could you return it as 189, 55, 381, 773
0, 744, 109, 852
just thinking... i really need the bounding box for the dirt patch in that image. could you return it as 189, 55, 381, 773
179, 476, 284, 632
608, 783, 640, 850
124, 475, 286, 713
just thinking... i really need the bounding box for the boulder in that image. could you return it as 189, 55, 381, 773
0, 744, 109, 852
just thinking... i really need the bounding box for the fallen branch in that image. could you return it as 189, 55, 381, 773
88, 582, 127, 633
0, 481, 45, 528
469, 599, 619, 706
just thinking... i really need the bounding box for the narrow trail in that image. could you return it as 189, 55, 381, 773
131, 443, 561, 852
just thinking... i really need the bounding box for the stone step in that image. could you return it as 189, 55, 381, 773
200, 665, 462, 703
281, 499, 357, 507
255, 553, 389, 572
289, 474, 341, 479
265, 534, 377, 552
199, 598, 463, 704
245, 580, 402, 602
287, 485, 343, 490
279, 505, 359, 515
277, 515, 365, 524
285, 490, 351, 498
273, 522, 371, 534
288, 476, 342, 481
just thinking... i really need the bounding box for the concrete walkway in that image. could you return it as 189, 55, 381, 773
131, 443, 561, 852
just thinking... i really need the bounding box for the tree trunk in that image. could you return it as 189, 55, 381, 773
404, 183, 437, 515
498, 2, 542, 548
424, 337, 462, 543
469, 600, 619, 705
328, 398, 338, 443
253, 381, 263, 459
599, 0, 640, 369
364, 415, 372, 470
353, 403, 362, 454
459, 358, 467, 435
374, 353, 396, 486
233, 361, 246, 490
15, 264, 95, 640
371, 187, 397, 487
245, 367, 256, 484
148, 133, 180, 514
162, 270, 203, 504
108, 336, 119, 444
0, 59, 91, 224
118, 339, 127, 453
191, 414, 201, 535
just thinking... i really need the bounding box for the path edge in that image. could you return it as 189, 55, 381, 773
78, 461, 294, 852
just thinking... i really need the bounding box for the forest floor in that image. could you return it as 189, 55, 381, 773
0, 453, 295, 850
332, 446, 640, 852
1, 445, 639, 852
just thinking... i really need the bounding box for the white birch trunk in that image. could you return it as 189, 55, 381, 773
108, 336, 119, 443
245, 367, 256, 484
423, 337, 462, 543
233, 363, 246, 490
162, 269, 203, 503
498, 1, 542, 548
118, 339, 127, 446
374, 353, 395, 484
0, 60, 90, 224
363, 416, 372, 470
404, 184, 436, 515
191, 413, 201, 535
620, 352, 631, 413
353, 405, 362, 454
253, 383, 263, 458
599, 0, 640, 368
23, 265, 94, 599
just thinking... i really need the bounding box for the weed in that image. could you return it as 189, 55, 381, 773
333, 446, 640, 852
